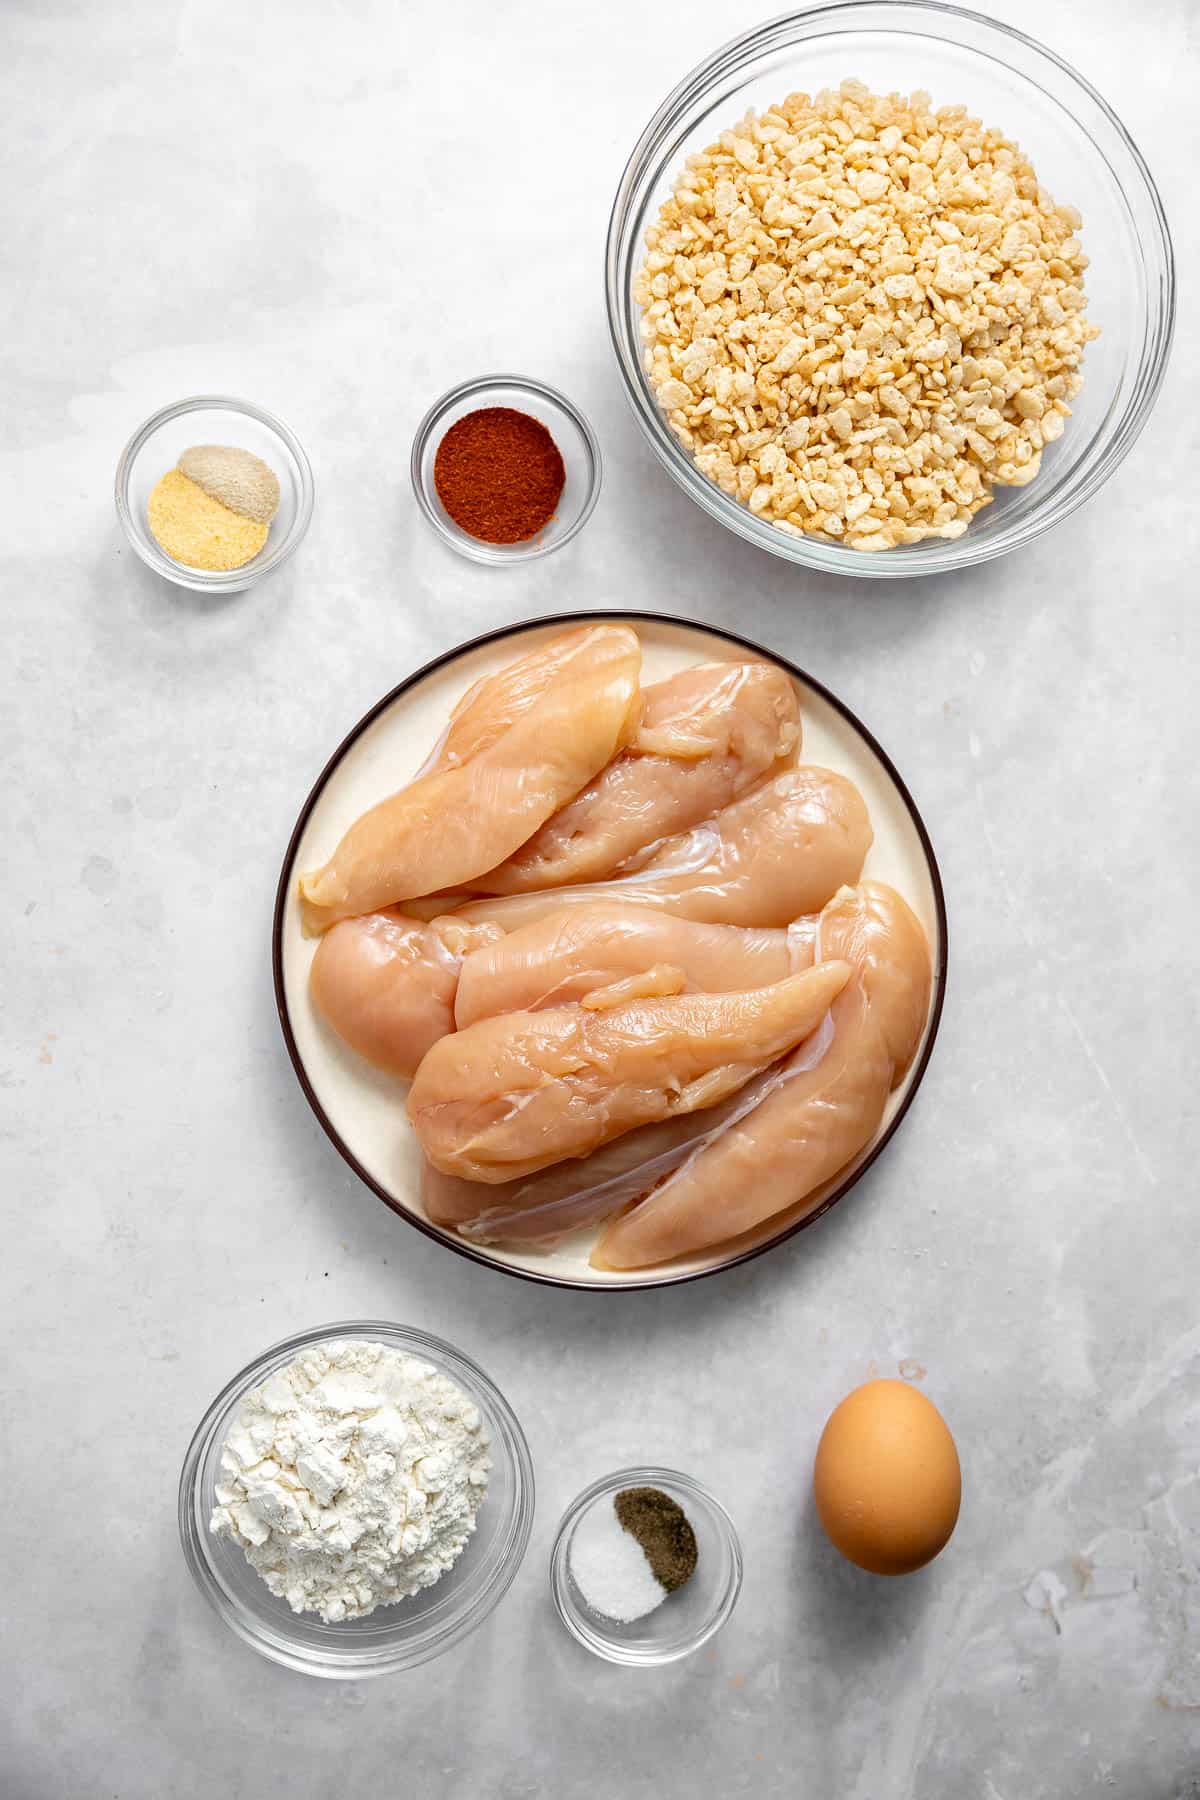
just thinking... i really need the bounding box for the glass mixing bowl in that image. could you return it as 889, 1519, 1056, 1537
606, 1, 1175, 579
115, 395, 314, 594
178, 1322, 534, 1677
550, 1467, 743, 1665
410, 374, 602, 564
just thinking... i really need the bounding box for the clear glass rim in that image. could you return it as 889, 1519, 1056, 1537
550, 1465, 743, 1665
114, 393, 315, 594
409, 372, 603, 564
178, 1319, 535, 1678
605, 0, 1177, 580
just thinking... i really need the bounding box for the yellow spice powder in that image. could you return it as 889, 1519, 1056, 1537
147, 469, 269, 571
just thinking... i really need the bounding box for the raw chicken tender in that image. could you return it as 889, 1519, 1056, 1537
422, 1088, 758, 1242
309, 911, 502, 1079
433, 767, 872, 933
298, 624, 642, 931
592, 883, 932, 1269
454, 905, 816, 1028
422, 627, 621, 772
408, 960, 852, 1184
473, 661, 800, 891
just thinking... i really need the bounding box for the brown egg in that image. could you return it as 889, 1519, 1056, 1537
813, 1379, 961, 1575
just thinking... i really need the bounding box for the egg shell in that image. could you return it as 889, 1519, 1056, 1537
813, 1378, 961, 1576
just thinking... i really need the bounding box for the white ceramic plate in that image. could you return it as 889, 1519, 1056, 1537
274, 613, 947, 1290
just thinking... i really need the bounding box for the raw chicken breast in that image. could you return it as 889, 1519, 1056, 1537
454, 905, 817, 1028
407, 959, 852, 1184
431, 767, 872, 933
473, 661, 800, 891
309, 911, 502, 1079
423, 917, 817, 1242
421, 626, 623, 773
422, 1092, 755, 1241
298, 624, 642, 931
592, 883, 932, 1270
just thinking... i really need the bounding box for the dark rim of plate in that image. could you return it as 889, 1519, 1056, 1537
272, 610, 949, 1291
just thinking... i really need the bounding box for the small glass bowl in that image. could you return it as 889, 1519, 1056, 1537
410, 374, 602, 563
606, 1, 1176, 579
178, 1321, 534, 1678
550, 1467, 742, 1665
115, 395, 314, 594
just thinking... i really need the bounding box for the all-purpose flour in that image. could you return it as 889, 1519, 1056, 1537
210, 1339, 491, 1622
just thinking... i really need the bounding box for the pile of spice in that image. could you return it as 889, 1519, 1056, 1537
433, 406, 565, 545
569, 1485, 698, 1623
148, 444, 280, 571
210, 1338, 491, 1622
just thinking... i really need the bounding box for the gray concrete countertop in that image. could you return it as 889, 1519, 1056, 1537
2, 1, 1197, 1794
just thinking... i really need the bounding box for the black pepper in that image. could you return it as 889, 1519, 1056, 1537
615, 1486, 698, 1592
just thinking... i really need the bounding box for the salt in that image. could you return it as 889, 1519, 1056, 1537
569, 1498, 666, 1623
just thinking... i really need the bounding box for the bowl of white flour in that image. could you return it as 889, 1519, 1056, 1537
179, 1322, 534, 1676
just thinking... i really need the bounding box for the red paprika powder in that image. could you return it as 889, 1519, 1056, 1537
433, 406, 566, 545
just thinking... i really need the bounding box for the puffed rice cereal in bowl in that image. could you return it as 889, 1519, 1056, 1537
635, 79, 1100, 552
